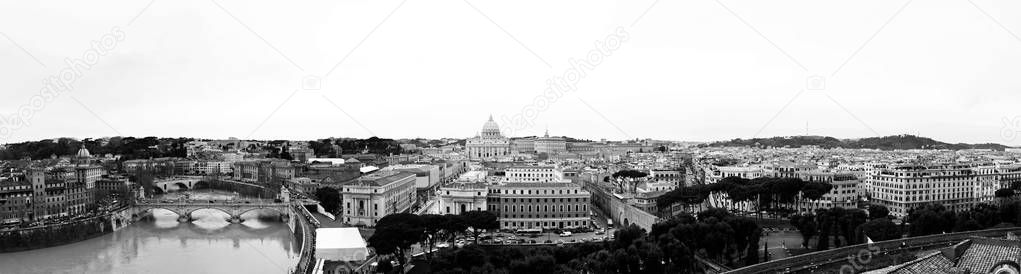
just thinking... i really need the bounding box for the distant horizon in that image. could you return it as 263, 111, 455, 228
3, 133, 1018, 148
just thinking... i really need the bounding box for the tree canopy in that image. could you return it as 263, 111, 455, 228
461, 210, 499, 244
658, 177, 833, 216
429, 209, 763, 273
0, 137, 191, 160
612, 170, 649, 179
368, 213, 425, 267
314, 187, 341, 214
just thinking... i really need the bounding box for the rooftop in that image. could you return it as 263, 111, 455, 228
866, 237, 1021, 274
348, 171, 414, 187
496, 182, 584, 189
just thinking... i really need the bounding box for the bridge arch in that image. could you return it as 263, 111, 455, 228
183, 207, 235, 218
143, 207, 186, 217
172, 182, 190, 191
237, 207, 287, 218
193, 181, 211, 189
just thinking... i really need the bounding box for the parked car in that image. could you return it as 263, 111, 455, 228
559, 231, 572, 237
595, 230, 605, 235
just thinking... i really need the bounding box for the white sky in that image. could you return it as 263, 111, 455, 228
2, 0, 1021, 145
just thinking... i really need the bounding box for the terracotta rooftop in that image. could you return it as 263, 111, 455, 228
866, 236, 1021, 274
956, 237, 1021, 273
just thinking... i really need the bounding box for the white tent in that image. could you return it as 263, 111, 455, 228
315, 228, 369, 262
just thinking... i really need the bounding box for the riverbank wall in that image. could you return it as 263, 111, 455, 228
0, 206, 133, 253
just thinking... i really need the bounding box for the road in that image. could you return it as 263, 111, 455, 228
488, 229, 617, 245
760, 230, 804, 260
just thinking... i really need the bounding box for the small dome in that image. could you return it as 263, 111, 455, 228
345, 158, 361, 163
76, 146, 91, 158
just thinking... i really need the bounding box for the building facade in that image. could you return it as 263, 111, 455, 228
534, 130, 567, 155
0, 180, 33, 224
438, 183, 488, 215
502, 166, 567, 183
487, 182, 591, 230
869, 165, 977, 220
233, 160, 295, 184
511, 138, 535, 154
465, 116, 511, 160
797, 171, 860, 213
340, 171, 416, 227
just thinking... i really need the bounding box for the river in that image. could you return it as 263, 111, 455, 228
0, 190, 301, 274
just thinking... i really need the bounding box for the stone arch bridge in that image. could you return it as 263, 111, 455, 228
152, 177, 210, 193
135, 199, 291, 223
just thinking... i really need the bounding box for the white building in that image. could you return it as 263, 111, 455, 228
869, 164, 977, 220
709, 166, 766, 183
502, 166, 567, 183
650, 169, 684, 187
534, 130, 567, 155
196, 161, 232, 175
797, 171, 860, 213
340, 171, 416, 227
437, 183, 488, 215
383, 164, 440, 190
465, 115, 511, 160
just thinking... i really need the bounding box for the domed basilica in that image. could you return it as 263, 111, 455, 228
465, 115, 510, 160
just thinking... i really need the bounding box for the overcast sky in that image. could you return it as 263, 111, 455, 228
2, 0, 1021, 145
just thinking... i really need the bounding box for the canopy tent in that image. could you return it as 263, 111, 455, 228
315, 228, 369, 262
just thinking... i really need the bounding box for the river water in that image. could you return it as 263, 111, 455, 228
0, 190, 300, 274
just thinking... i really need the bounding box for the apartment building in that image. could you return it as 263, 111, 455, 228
340, 171, 416, 227
487, 182, 591, 230
797, 171, 860, 213
502, 166, 567, 183
869, 164, 976, 220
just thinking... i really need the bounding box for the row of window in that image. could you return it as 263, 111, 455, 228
498, 189, 583, 195
494, 198, 588, 203
503, 220, 585, 228
502, 214, 586, 219
499, 204, 587, 213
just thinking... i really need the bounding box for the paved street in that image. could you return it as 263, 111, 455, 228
487, 229, 617, 245
761, 231, 804, 260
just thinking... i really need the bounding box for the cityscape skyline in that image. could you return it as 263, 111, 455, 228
7, 1, 1021, 273
2, 128, 1019, 147
3, 0, 1021, 145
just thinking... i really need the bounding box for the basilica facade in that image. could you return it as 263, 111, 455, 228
465, 115, 511, 160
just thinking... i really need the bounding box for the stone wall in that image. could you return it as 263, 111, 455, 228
588, 184, 658, 232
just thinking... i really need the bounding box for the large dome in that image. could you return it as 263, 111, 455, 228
481, 115, 502, 137
76, 146, 91, 158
